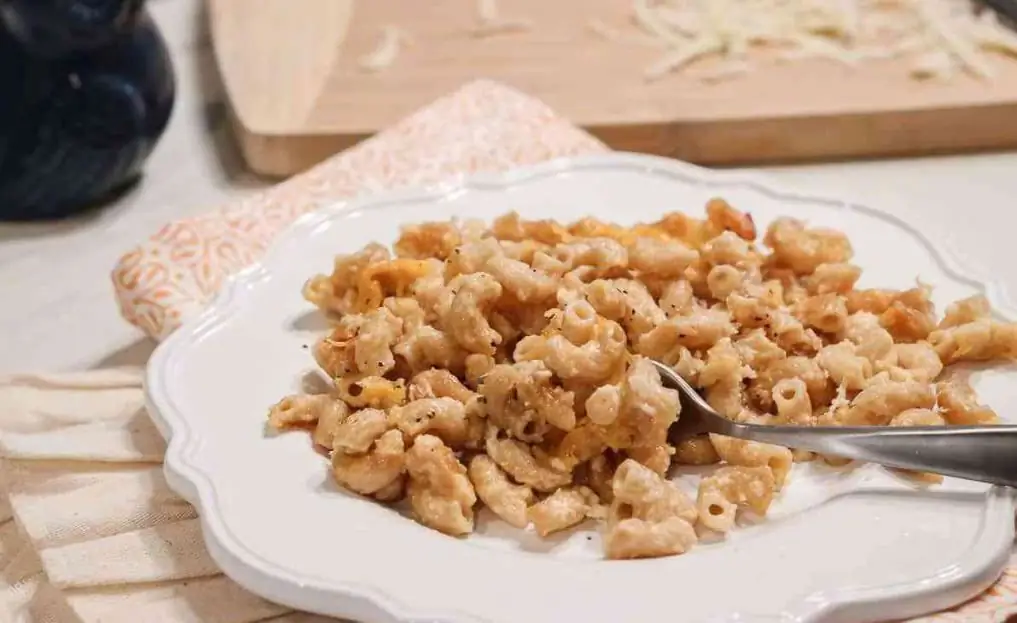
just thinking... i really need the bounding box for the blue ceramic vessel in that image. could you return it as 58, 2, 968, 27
0, 0, 175, 220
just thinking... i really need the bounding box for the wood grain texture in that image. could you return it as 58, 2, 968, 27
210, 0, 354, 132
210, 0, 1017, 176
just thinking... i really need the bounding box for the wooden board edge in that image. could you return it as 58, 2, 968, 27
231, 114, 366, 178
647, 102, 1017, 165
230, 102, 1017, 177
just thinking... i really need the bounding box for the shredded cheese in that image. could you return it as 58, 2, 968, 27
359, 1, 1017, 82
587, 18, 664, 47
915, 0, 994, 79
973, 12, 1017, 58
358, 26, 407, 72
644, 36, 722, 80
912, 48, 957, 80
472, 0, 532, 37
654, 6, 701, 38
633, 0, 689, 47
624, 0, 1017, 82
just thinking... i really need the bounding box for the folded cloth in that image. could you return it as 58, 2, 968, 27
1, 79, 1013, 622
0, 370, 332, 623
1, 371, 1016, 622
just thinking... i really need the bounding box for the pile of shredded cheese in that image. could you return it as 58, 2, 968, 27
359, 0, 1017, 82
614, 0, 1017, 81
358, 25, 409, 72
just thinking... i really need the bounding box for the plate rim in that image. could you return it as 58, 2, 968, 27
145, 152, 1017, 623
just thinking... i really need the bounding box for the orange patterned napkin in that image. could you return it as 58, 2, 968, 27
112, 80, 607, 340
41, 78, 1003, 622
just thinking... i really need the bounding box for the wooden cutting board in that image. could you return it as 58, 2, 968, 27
210, 0, 1017, 177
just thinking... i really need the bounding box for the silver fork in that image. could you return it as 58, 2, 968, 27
652, 360, 1017, 488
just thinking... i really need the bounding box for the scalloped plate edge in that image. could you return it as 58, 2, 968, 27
146, 152, 1017, 623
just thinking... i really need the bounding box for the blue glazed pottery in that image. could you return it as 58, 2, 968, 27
0, 0, 175, 220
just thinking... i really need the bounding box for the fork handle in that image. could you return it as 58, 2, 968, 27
740, 424, 1017, 488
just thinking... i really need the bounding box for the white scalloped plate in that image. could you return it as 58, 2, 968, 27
146, 153, 1017, 623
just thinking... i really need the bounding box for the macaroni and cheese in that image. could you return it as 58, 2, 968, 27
269, 199, 1015, 559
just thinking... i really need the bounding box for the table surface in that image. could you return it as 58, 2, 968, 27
2, 0, 1016, 375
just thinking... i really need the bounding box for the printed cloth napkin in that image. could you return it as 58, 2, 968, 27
1, 80, 1015, 623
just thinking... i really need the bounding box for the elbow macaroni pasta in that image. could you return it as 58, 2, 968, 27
268, 201, 1017, 560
